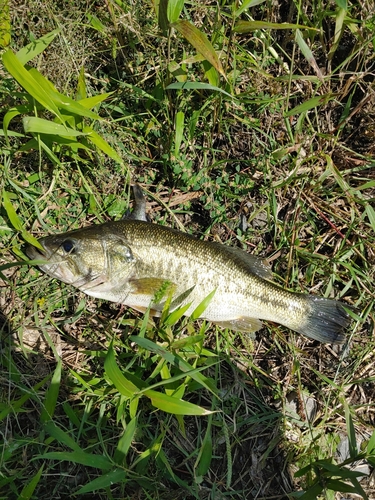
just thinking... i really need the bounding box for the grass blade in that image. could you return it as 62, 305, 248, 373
18, 464, 44, 500
130, 336, 218, 395
0, 0, 11, 48
167, 0, 185, 23
191, 289, 216, 320
167, 81, 233, 98
44, 421, 82, 452
36, 451, 112, 470
144, 389, 213, 415
16, 29, 60, 65
83, 125, 125, 165
75, 469, 127, 495
172, 20, 225, 77
2, 49, 62, 118
285, 94, 333, 117
104, 343, 140, 398
234, 20, 312, 32
113, 417, 137, 465
23, 116, 88, 136
40, 359, 62, 423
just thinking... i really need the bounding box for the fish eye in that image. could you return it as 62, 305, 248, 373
61, 239, 75, 253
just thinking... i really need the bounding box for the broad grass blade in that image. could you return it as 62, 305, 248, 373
36, 450, 112, 470
75, 469, 127, 495
174, 110, 184, 156
18, 464, 44, 500
234, 20, 312, 33
295, 29, 324, 80
144, 389, 213, 415
40, 359, 62, 423
28, 68, 102, 120
44, 420, 82, 452
2, 50, 62, 119
0, 376, 50, 421
167, 0, 185, 23
23, 117, 88, 136
234, 0, 267, 17
167, 81, 233, 98
191, 289, 216, 320
172, 20, 225, 77
0, 0, 11, 48
2, 190, 23, 230
83, 126, 125, 165
78, 93, 113, 109
113, 417, 137, 465
16, 29, 60, 65
104, 343, 139, 398
285, 94, 333, 117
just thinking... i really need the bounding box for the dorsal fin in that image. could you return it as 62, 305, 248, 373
216, 244, 272, 280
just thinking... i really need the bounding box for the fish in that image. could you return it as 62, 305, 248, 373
26, 186, 351, 343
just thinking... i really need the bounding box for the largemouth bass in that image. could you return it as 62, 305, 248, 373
26, 192, 351, 344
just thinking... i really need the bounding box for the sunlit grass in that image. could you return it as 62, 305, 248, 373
1, 0, 375, 498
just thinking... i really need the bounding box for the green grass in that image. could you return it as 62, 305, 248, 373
1, 0, 375, 498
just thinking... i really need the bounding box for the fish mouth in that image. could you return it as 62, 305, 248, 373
25, 243, 48, 261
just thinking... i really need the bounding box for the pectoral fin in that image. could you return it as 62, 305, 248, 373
129, 277, 175, 296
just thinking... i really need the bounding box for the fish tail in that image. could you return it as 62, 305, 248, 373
294, 296, 351, 343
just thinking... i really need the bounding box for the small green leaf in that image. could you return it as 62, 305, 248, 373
75, 469, 127, 495
285, 94, 333, 117
16, 29, 60, 65
44, 421, 82, 452
36, 451, 112, 470
2, 190, 23, 231
234, 20, 313, 33
174, 110, 184, 156
23, 117, 88, 136
166, 81, 233, 98
83, 125, 124, 165
18, 464, 44, 500
104, 343, 140, 398
191, 289, 216, 320
113, 417, 137, 465
41, 359, 62, 423
144, 389, 213, 415
172, 20, 225, 77
167, 0, 185, 23
2, 50, 62, 119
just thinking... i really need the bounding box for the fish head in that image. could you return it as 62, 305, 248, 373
26, 226, 137, 299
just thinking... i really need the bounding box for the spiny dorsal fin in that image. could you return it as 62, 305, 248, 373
217, 244, 272, 280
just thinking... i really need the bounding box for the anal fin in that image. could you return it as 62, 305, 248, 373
212, 317, 263, 333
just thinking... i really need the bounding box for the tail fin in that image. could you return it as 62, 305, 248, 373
295, 296, 351, 343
